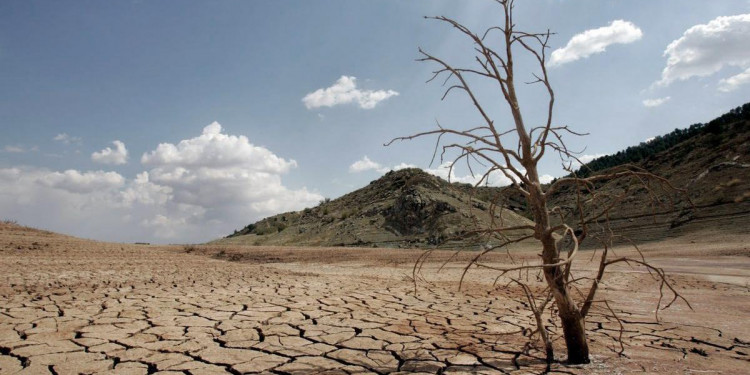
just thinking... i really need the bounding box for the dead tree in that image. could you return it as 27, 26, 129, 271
387, 0, 690, 365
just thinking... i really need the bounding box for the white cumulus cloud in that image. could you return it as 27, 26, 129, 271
119, 172, 172, 207
550, 20, 643, 67
302, 76, 399, 110
142, 122, 296, 174
349, 156, 389, 174
0, 167, 133, 238
37, 169, 125, 194
139, 122, 322, 237
643, 96, 671, 107
549, 20, 643, 66
0, 122, 322, 243
657, 14, 750, 89
92, 140, 129, 165
718, 67, 750, 92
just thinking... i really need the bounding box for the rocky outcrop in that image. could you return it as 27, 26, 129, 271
384, 187, 456, 236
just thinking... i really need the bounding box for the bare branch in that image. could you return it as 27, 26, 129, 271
394, 0, 690, 364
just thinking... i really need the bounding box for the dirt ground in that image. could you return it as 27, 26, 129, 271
1, 222, 748, 374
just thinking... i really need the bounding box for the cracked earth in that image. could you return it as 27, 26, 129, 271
1, 222, 749, 374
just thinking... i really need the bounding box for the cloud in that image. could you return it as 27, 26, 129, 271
391, 162, 418, 171
140, 214, 189, 239
539, 174, 555, 184
349, 156, 389, 174
0, 122, 322, 243
657, 14, 750, 88
568, 153, 608, 170
0, 167, 130, 236
91, 140, 129, 165
424, 162, 515, 186
119, 172, 172, 207
642, 96, 670, 107
53, 133, 82, 145
302, 76, 399, 109
349, 156, 417, 174
0, 167, 171, 242
37, 169, 125, 194
142, 122, 296, 173
3, 145, 26, 153
577, 153, 607, 165
550, 20, 643, 67
718, 67, 750, 92
138, 122, 321, 238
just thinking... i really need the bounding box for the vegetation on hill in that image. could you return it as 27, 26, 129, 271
575, 102, 750, 177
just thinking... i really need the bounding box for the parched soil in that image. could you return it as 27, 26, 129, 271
1, 222, 748, 374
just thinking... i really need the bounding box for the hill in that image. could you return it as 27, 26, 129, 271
548, 103, 750, 244
215, 168, 534, 249
0, 220, 73, 250
219, 103, 750, 248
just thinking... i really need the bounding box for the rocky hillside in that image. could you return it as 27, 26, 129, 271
215, 169, 534, 249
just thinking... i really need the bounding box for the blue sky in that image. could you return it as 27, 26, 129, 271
1, 0, 749, 243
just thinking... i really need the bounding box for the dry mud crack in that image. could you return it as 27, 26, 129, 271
1, 225, 749, 374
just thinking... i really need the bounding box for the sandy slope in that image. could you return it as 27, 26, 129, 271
1, 222, 748, 374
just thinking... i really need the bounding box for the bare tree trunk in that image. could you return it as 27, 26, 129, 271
558, 306, 590, 363
535, 185, 590, 364
541, 251, 590, 363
